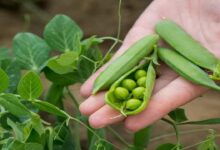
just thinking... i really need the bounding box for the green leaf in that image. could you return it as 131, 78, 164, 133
179, 118, 220, 125
0, 93, 31, 117
44, 14, 83, 52
132, 126, 152, 150
32, 99, 69, 118
45, 127, 53, 150
0, 112, 20, 130
156, 143, 177, 150
7, 140, 44, 150
81, 36, 103, 51
0, 59, 21, 93
31, 114, 44, 135
168, 108, 188, 123
47, 58, 74, 75
0, 48, 10, 60
23, 143, 44, 150
89, 129, 113, 150
44, 67, 82, 85
0, 68, 9, 93
81, 40, 103, 62
77, 56, 96, 81
17, 71, 43, 100
197, 140, 218, 150
13, 32, 51, 72
78, 42, 103, 81
197, 129, 218, 150
56, 51, 78, 66
47, 51, 78, 74
45, 84, 64, 105
7, 118, 32, 142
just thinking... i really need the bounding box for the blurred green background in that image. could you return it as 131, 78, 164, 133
0, 0, 151, 47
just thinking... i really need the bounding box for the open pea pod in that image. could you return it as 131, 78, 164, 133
105, 62, 156, 116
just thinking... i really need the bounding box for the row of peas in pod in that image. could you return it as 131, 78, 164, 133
114, 69, 147, 111
93, 19, 220, 116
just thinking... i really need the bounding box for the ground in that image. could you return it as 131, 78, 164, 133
0, 0, 220, 149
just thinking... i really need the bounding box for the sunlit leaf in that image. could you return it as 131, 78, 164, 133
13, 33, 51, 72
44, 15, 82, 52
0, 94, 31, 117
0, 68, 9, 93
17, 71, 43, 100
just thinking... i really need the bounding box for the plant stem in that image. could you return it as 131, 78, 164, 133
99, 37, 123, 43
150, 128, 209, 142
65, 87, 82, 150
70, 117, 122, 150
66, 87, 79, 109
162, 118, 181, 148
98, 0, 122, 67
107, 126, 132, 148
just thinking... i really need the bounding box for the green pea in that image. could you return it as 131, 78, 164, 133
135, 69, 147, 80
114, 87, 129, 101
132, 87, 145, 99
121, 79, 137, 91
137, 76, 146, 87
126, 99, 142, 110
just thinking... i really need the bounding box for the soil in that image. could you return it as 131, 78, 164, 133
1, 0, 220, 149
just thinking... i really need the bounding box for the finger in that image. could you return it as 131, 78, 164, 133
79, 92, 105, 116
125, 77, 208, 132
80, 2, 162, 98
80, 65, 177, 116
89, 105, 124, 128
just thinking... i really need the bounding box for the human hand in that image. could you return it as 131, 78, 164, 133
79, 0, 220, 132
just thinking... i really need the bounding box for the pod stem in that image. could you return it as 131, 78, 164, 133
210, 61, 220, 80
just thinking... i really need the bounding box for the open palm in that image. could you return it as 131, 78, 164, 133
79, 0, 220, 132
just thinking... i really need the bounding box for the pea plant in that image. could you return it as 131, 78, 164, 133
0, 13, 220, 150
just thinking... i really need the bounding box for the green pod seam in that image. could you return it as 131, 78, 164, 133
155, 19, 218, 72
92, 34, 159, 94
158, 48, 220, 91
105, 63, 156, 116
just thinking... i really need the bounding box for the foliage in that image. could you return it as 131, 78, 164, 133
0, 14, 220, 150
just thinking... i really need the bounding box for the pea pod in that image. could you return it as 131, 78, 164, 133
92, 34, 159, 94
158, 48, 220, 91
155, 19, 220, 78
105, 62, 156, 116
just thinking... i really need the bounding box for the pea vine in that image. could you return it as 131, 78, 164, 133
0, 0, 220, 149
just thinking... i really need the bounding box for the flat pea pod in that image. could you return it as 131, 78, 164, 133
158, 48, 220, 91
105, 62, 156, 116
92, 34, 159, 94
155, 19, 219, 75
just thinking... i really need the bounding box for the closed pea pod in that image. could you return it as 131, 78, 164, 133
158, 48, 220, 91
155, 19, 220, 78
92, 34, 159, 94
